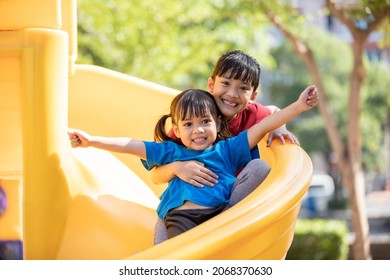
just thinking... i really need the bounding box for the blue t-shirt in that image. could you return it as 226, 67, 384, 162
142, 131, 252, 219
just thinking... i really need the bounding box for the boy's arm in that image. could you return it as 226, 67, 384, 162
151, 161, 218, 187
248, 85, 318, 149
68, 129, 147, 159
150, 163, 177, 184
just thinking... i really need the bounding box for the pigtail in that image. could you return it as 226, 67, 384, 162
154, 114, 172, 142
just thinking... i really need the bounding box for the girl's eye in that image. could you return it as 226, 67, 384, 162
183, 122, 192, 127
203, 119, 212, 124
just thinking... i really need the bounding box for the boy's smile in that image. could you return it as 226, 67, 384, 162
208, 76, 257, 121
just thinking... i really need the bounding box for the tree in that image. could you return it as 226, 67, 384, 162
269, 30, 389, 177
256, 0, 390, 259
76, 0, 272, 89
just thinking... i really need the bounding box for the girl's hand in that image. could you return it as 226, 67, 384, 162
266, 127, 300, 147
68, 129, 91, 148
172, 161, 218, 188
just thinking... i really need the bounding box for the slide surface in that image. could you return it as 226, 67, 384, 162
63, 65, 313, 260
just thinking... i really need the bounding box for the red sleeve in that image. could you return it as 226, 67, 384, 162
251, 102, 272, 123
228, 102, 272, 136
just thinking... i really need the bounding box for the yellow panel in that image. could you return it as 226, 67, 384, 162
21, 30, 69, 260
61, 0, 78, 76
0, 180, 22, 240
0, 0, 61, 30
0, 29, 70, 260
0, 50, 23, 175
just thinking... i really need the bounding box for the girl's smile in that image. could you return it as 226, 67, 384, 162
173, 112, 220, 151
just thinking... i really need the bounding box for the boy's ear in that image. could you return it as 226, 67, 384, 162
207, 77, 214, 92
172, 125, 181, 138
250, 91, 258, 102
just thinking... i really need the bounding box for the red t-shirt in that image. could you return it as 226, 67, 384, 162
227, 102, 272, 136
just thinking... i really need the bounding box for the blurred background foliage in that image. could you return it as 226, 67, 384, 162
76, 0, 389, 175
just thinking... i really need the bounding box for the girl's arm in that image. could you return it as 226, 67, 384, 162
151, 161, 218, 187
266, 105, 280, 114
247, 85, 319, 149
68, 129, 147, 159
266, 106, 300, 146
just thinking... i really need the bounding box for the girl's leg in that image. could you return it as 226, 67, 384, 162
227, 159, 271, 209
165, 206, 225, 239
154, 218, 168, 245
154, 159, 270, 244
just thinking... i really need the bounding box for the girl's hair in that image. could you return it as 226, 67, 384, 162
210, 50, 261, 91
154, 89, 232, 143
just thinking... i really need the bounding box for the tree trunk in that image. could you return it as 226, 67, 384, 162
386, 122, 390, 190
261, 0, 390, 259
344, 36, 371, 259
264, 10, 372, 259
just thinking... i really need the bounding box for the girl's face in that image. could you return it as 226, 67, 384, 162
172, 110, 220, 150
208, 75, 257, 121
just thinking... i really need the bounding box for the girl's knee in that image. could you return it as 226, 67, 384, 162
247, 159, 271, 174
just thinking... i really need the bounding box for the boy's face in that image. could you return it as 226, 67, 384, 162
208, 76, 257, 121
172, 110, 220, 151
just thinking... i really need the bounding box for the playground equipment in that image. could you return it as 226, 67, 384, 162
0, 0, 313, 260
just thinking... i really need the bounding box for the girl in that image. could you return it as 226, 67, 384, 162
69, 87, 319, 239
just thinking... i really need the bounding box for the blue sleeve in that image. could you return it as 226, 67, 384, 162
140, 141, 178, 171
224, 131, 252, 171
250, 146, 260, 160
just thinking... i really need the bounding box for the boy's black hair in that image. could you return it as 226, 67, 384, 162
210, 50, 261, 91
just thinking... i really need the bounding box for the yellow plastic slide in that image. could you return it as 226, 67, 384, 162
0, 0, 313, 260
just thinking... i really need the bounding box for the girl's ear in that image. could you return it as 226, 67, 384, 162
207, 77, 214, 93
172, 125, 181, 138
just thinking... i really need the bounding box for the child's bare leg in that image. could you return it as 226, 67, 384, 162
226, 159, 271, 209
154, 218, 168, 245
